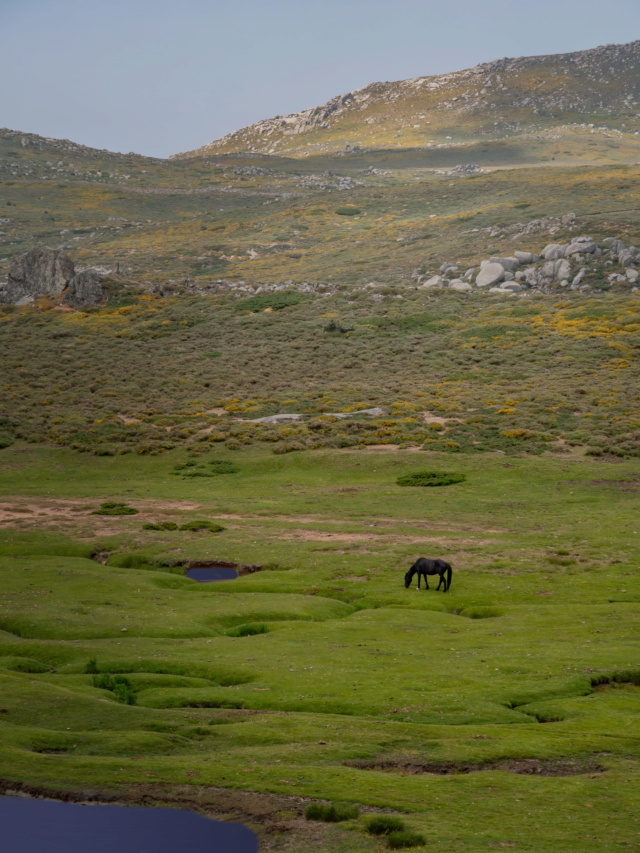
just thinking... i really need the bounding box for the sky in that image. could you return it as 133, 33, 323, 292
1, 0, 640, 158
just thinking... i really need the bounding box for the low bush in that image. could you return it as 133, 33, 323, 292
208, 459, 239, 473
387, 829, 426, 849
179, 520, 225, 533
366, 815, 406, 836
397, 471, 465, 487
0, 429, 15, 449
305, 802, 359, 822
236, 291, 308, 312
92, 673, 136, 705
335, 207, 361, 216
92, 502, 139, 516
84, 657, 99, 674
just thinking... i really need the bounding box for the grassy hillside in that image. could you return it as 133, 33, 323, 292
175, 41, 640, 159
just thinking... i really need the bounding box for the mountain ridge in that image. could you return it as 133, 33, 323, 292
174, 40, 640, 159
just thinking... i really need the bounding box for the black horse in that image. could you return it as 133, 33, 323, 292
404, 558, 452, 592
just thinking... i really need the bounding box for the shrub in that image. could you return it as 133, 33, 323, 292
92, 502, 139, 516
179, 520, 225, 533
335, 207, 361, 216
227, 624, 268, 637
236, 292, 308, 312
92, 673, 136, 704
366, 815, 406, 836
0, 429, 15, 449
396, 471, 465, 487
208, 459, 239, 473
387, 830, 426, 849
84, 657, 99, 674
305, 802, 359, 822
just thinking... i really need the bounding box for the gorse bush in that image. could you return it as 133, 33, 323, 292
366, 815, 406, 836
179, 520, 225, 533
236, 291, 308, 312
92, 502, 139, 516
305, 802, 359, 822
387, 830, 426, 849
396, 471, 466, 487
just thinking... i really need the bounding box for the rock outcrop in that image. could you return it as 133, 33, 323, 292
0, 247, 104, 307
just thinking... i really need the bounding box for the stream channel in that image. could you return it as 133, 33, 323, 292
0, 795, 258, 852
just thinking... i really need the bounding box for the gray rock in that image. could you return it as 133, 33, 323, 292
489, 256, 520, 270
500, 282, 523, 292
440, 262, 454, 273
541, 258, 571, 282
566, 235, 596, 255
449, 279, 472, 292
619, 250, 635, 267
464, 267, 476, 280
572, 268, 587, 286
523, 267, 539, 286
0, 246, 103, 307
627, 268, 639, 284
475, 262, 505, 287
503, 271, 515, 282
514, 250, 538, 264
65, 269, 103, 307
541, 243, 568, 260
423, 275, 444, 288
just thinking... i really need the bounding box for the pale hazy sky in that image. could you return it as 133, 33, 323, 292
1, 0, 639, 158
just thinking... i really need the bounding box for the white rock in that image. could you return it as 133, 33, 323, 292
567, 235, 596, 255
501, 282, 523, 292
464, 267, 476, 279
449, 279, 472, 292
490, 256, 520, 270
475, 262, 505, 287
541, 243, 568, 260
627, 268, 639, 283
514, 251, 538, 264
423, 275, 444, 288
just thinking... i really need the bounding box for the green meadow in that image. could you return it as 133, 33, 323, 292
0, 441, 639, 850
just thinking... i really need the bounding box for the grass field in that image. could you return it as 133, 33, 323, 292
1, 441, 639, 850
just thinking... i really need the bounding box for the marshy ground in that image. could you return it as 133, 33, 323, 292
0, 442, 639, 851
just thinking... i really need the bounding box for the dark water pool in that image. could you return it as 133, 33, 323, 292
186, 566, 238, 582
0, 795, 258, 853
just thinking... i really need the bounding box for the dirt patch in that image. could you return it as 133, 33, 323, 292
560, 479, 640, 492
117, 414, 141, 425
348, 757, 606, 777
419, 410, 463, 426
277, 529, 488, 547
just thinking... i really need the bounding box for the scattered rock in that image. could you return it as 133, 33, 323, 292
423, 275, 444, 288
475, 262, 505, 287
448, 279, 472, 292
541, 243, 568, 260
514, 251, 538, 264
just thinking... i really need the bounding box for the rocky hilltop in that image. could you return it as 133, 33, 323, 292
175, 41, 640, 158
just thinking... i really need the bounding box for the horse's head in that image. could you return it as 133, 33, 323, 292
404, 571, 413, 588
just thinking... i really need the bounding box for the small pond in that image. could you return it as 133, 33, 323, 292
0, 795, 258, 853
187, 566, 239, 582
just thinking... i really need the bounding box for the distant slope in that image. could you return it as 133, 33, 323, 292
174, 41, 640, 159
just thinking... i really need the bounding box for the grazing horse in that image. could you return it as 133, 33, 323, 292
404, 558, 452, 592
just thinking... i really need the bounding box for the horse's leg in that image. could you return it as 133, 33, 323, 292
436, 571, 443, 591
424, 572, 429, 590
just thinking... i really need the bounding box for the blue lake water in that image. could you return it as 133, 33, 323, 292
0, 795, 258, 853
186, 567, 239, 582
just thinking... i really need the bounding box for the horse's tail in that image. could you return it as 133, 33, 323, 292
446, 564, 452, 591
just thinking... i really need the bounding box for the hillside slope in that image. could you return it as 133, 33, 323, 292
175, 40, 640, 159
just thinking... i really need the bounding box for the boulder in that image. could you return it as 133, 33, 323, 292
464, 267, 476, 279
448, 279, 472, 292
619, 250, 635, 267
541, 243, 568, 260
500, 282, 523, 292
626, 268, 639, 284
523, 266, 539, 286
0, 246, 104, 307
572, 268, 587, 286
566, 235, 596, 255
423, 275, 444, 288
489, 256, 520, 270
514, 250, 538, 264
475, 262, 505, 287
540, 259, 570, 282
